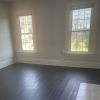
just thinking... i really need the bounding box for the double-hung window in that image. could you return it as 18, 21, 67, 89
70, 8, 92, 53
19, 15, 34, 51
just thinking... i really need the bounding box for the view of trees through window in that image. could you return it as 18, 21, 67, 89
19, 15, 34, 51
71, 8, 92, 52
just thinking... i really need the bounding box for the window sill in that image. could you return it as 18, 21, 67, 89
16, 50, 38, 54
63, 49, 94, 55
67, 51, 93, 55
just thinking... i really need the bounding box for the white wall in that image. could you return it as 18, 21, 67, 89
0, 3, 14, 69
11, 0, 100, 68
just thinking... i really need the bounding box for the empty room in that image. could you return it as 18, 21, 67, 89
0, 0, 100, 100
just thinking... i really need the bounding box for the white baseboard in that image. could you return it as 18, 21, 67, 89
0, 57, 14, 69
16, 57, 100, 69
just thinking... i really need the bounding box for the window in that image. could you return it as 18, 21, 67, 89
19, 15, 34, 51
70, 8, 92, 53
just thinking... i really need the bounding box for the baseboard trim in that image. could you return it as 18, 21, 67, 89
16, 57, 100, 69
0, 57, 14, 69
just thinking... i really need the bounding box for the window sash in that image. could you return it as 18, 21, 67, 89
21, 34, 34, 51
21, 33, 32, 35
70, 8, 92, 53
19, 15, 34, 51
72, 29, 90, 32
71, 30, 90, 52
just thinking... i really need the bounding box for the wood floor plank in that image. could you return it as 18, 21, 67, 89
0, 63, 100, 100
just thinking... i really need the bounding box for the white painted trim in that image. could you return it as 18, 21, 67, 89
0, 57, 14, 69
65, 0, 97, 54
16, 57, 100, 69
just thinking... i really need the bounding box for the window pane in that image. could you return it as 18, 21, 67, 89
19, 16, 33, 34
72, 8, 91, 31
19, 15, 34, 51
71, 8, 92, 52
71, 31, 89, 52
21, 34, 34, 51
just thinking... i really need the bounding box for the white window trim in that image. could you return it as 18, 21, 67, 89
19, 15, 34, 51
16, 11, 37, 53
65, 2, 96, 55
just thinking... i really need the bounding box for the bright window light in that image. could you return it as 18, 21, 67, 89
71, 8, 92, 52
19, 15, 34, 51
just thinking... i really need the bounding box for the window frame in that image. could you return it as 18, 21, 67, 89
17, 12, 37, 53
19, 15, 34, 51
66, 6, 94, 54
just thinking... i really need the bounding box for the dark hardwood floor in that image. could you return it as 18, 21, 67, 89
0, 63, 100, 100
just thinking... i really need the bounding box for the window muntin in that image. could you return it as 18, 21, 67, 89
19, 15, 34, 51
71, 8, 92, 52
